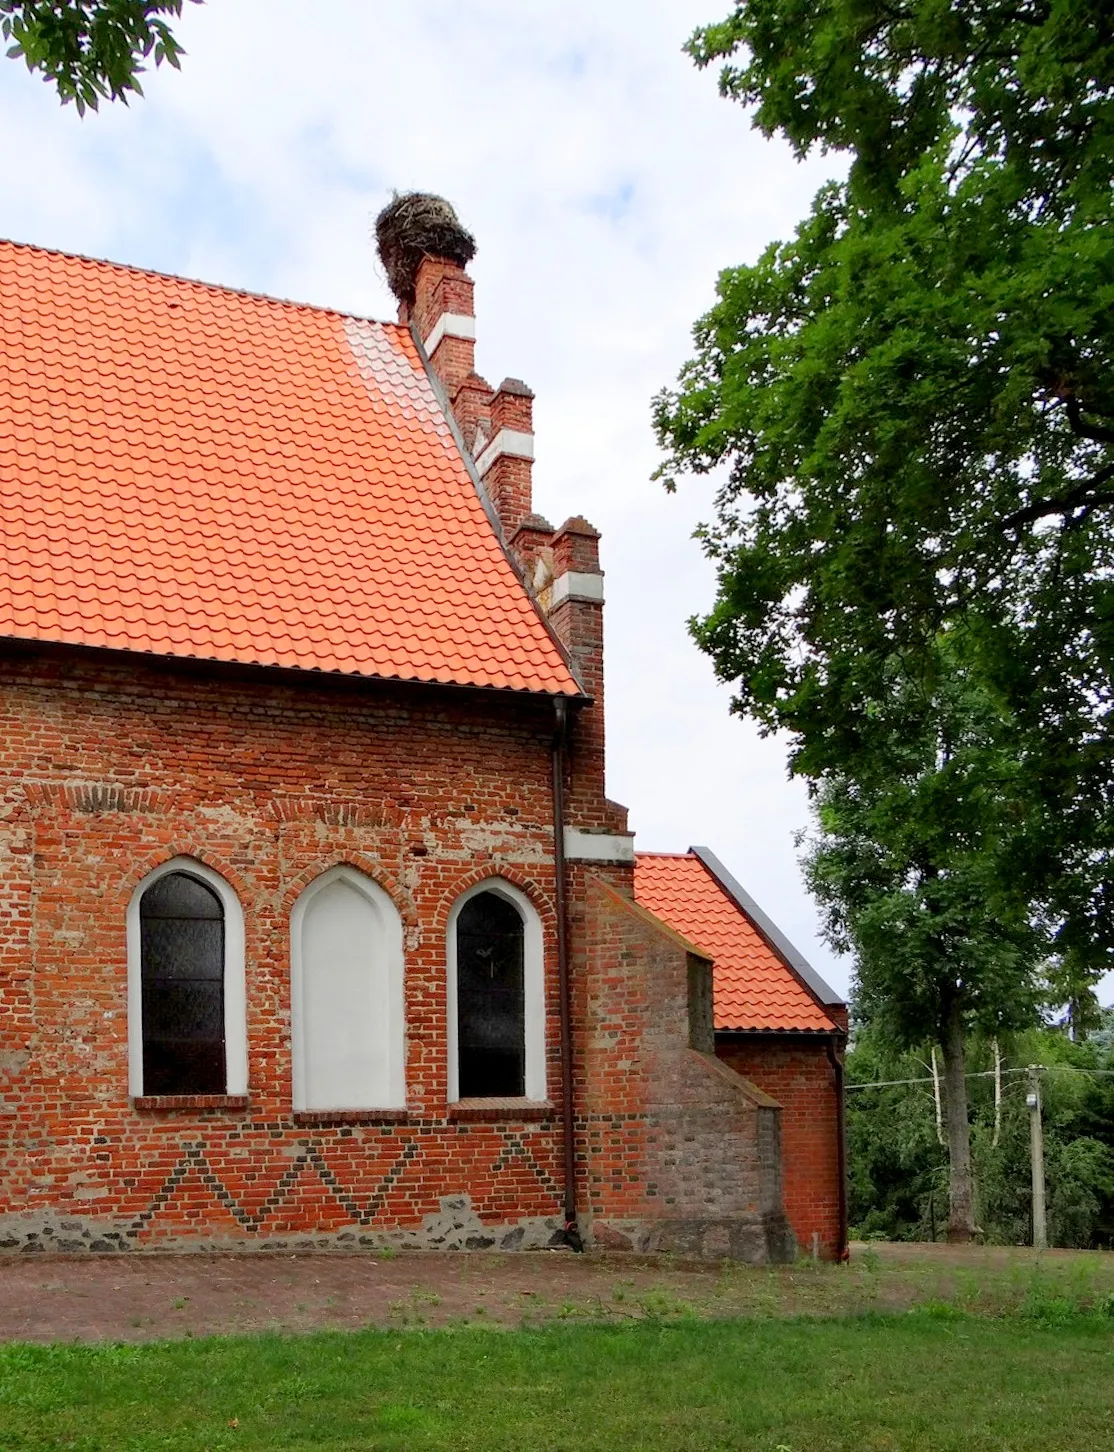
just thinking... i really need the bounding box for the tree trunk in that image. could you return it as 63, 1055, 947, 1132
941, 1000, 976, 1243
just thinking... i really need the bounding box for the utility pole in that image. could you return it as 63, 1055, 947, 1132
1027, 1065, 1048, 1251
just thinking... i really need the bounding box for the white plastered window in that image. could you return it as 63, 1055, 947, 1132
290, 865, 406, 1112
126, 856, 248, 1098
446, 878, 546, 1102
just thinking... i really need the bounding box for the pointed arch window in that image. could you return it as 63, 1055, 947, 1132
127, 858, 247, 1099
140, 872, 224, 1094
447, 880, 545, 1102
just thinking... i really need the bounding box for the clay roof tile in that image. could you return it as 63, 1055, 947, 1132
0, 240, 579, 696
633, 851, 839, 1033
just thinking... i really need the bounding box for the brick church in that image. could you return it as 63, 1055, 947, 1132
0, 196, 845, 1260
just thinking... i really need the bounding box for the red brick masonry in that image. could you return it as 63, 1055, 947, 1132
717, 1034, 843, 1260
0, 650, 795, 1259
0, 653, 570, 1252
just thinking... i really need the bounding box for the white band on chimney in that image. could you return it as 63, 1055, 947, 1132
564, 828, 635, 864
422, 311, 476, 357
550, 571, 604, 608
475, 428, 535, 478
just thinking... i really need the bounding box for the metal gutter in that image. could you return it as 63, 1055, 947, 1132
551, 697, 582, 1250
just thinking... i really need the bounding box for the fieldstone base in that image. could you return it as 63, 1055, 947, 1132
0, 1201, 795, 1262
0, 1195, 566, 1254
587, 1210, 796, 1263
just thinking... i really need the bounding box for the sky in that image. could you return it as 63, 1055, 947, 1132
4, 0, 1068, 1009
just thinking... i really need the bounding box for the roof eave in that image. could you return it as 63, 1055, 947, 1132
715, 1025, 842, 1038
0, 631, 587, 703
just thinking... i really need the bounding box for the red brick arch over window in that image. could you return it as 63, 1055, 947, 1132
125, 853, 248, 1099
279, 855, 411, 925
117, 843, 255, 911
438, 867, 556, 1106
429, 864, 557, 940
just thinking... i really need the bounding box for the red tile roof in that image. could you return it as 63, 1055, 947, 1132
0, 240, 579, 695
633, 852, 837, 1032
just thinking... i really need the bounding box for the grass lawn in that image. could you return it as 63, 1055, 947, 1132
2, 1310, 1113, 1452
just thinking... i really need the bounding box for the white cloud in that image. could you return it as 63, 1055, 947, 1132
0, 1, 873, 1000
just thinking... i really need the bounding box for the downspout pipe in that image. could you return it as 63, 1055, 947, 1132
551, 696, 582, 1251
825, 1031, 849, 1261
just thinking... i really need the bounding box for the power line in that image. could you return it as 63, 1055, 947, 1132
847, 1063, 1114, 1090
847, 1068, 1023, 1090
1041, 1064, 1114, 1077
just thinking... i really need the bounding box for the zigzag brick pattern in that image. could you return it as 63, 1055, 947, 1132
633, 852, 836, 1032
0, 240, 577, 696
122, 1127, 558, 1240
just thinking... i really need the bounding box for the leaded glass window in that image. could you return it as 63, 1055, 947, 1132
140, 870, 226, 1095
456, 890, 525, 1097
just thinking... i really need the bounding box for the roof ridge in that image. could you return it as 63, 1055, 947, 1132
0, 235, 403, 331
633, 850, 695, 860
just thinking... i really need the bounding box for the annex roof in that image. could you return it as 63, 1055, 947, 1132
0, 240, 580, 696
633, 849, 842, 1033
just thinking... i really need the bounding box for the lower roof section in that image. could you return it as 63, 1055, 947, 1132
633, 850, 842, 1034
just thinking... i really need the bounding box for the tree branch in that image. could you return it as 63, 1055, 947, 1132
1001, 464, 1114, 531
1066, 399, 1114, 445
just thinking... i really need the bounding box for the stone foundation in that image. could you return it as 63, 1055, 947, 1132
588, 1211, 795, 1263
0, 1194, 567, 1255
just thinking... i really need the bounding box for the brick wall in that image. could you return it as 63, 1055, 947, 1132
577, 875, 794, 1262
0, 648, 571, 1251
716, 1034, 843, 1260
0, 646, 795, 1259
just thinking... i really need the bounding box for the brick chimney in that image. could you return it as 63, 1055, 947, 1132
547, 516, 609, 826
409, 275, 538, 547
375, 192, 493, 453
375, 196, 542, 546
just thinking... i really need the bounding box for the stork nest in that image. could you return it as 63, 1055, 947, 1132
375, 192, 476, 304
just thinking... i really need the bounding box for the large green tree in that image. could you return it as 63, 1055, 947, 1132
1, 1, 193, 112
655, 1, 1114, 1227
801, 638, 1043, 1238
654, 3, 1114, 967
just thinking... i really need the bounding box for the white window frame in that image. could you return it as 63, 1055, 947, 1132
127, 856, 248, 1098
446, 878, 546, 1102
289, 865, 406, 1112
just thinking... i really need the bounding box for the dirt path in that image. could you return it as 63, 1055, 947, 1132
0, 1252, 730, 1342
1, 1241, 1111, 1343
